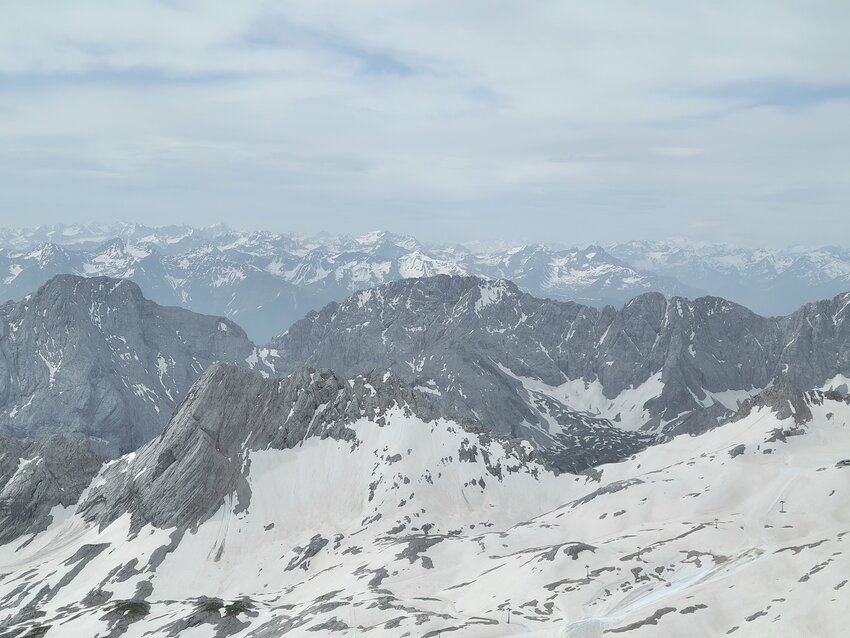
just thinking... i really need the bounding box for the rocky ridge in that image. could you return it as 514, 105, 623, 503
0, 435, 103, 544
272, 275, 850, 449
79, 363, 459, 532
0, 368, 848, 636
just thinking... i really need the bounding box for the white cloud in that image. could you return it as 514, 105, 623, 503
0, 1, 848, 245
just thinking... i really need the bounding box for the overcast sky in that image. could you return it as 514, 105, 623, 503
1, 1, 848, 246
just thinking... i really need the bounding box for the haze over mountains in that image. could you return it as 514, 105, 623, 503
2, 223, 850, 341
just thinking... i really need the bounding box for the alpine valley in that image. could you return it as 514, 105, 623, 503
0, 225, 847, 637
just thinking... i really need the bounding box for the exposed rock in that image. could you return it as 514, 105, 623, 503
78, 364, 442, 531
728, 444, 746, 458
0, 435, 103, 543
0, 275, 277, 456
271, 275, 850, 464
733, 383, 813, 425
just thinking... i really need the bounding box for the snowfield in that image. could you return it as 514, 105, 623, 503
0, 389, 848, 636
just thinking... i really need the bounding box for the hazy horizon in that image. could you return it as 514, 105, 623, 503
1, 220, 850, 252
1, 2, 848, 247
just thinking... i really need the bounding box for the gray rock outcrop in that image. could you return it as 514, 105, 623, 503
79, 364, 444, 531
0, 275, 278, 456
0, 435, 104, 543
271, 275, 850, 444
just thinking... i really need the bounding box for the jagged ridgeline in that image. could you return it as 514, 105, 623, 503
273, 275, 850, 445
3, 225, 850, 343
2, 273, 850, 475
78, 364, 456, 532
0, 227, 703, 343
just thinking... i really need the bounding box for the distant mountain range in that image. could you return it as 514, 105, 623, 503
3, 271, 849, 468
2, 223, 849, 341
609, 239, 850, 317
273, 275, 850, 469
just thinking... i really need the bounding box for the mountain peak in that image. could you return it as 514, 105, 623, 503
0, 275, 262, 456
77, 364, 500, 531
35, 272, 141, 299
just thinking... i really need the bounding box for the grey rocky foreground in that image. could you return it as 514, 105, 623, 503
272, 275, 850, 445
0, 275, 277, 456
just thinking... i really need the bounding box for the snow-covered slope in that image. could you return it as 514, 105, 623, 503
0, 371, 847, 637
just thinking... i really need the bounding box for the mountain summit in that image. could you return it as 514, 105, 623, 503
272, 275, 850, 463
0, 275, 278, 455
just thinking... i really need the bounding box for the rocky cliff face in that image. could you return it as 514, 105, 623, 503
0, 275, 279, 456
271, 276, 850, 447
273, 276, 663, 470
0, 435, 104, 544
1, 363, 849, 637
79, 363, 450, 531
2, 272, 848, 473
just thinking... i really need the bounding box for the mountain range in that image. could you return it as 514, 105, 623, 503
0, 231, 848, 635
272, 275, 850, 467
2, 272, 849, 473
2, 223, 850, 341
0, 364, 847, 636
609, 239, 850, 317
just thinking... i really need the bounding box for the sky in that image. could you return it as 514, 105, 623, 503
0, 1, 848, 247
